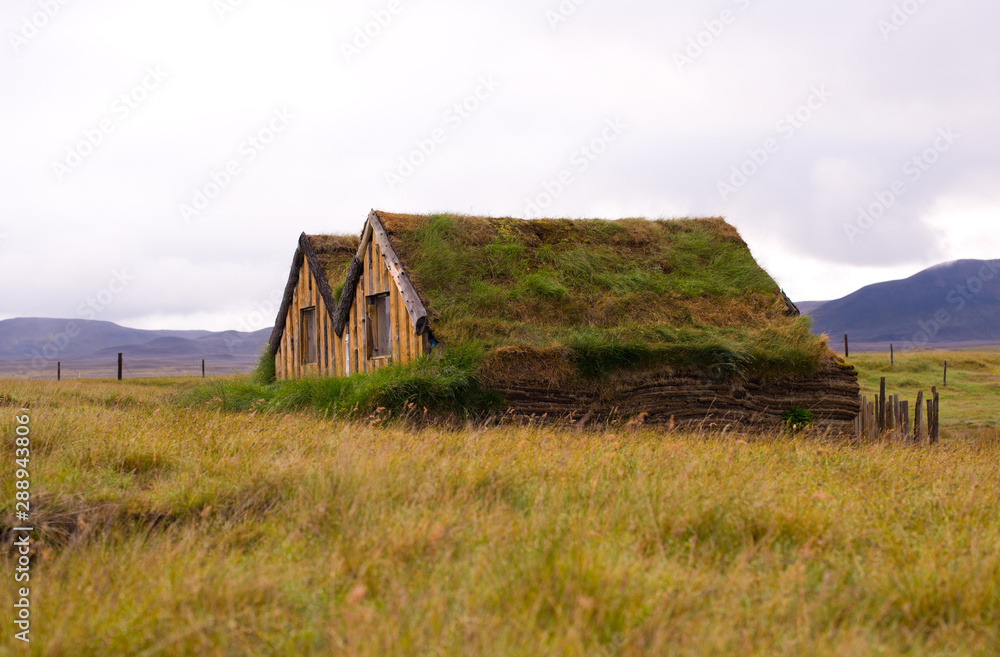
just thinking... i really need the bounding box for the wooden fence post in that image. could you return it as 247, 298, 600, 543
118, 353, 123, 381
874, 391, 880, 434
202, 359, 206, 378
914, 391, 924, 441
943, 361, 948, 387
855, 395, 863, 438
890, 344, 894, 366
878, 377, 886, 434
933, 390, 941, 443
926, 399, 934, 444
896, 394, 902, 433
57, 362, 61, 381
887, 392, 895, 433
844, 334, 849, 358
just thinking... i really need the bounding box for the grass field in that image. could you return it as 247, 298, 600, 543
1, 352, 999, 656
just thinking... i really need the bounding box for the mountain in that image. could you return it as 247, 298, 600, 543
806, 259, 1000, 349
0, 318, 271, 378
795, 300, 829, 315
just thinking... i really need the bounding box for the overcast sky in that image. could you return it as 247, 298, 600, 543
1, 0, 998, 331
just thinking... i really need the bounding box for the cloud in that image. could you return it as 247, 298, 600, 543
2, 0, 999, 327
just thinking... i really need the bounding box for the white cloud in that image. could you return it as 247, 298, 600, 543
924, 197, 1000, 262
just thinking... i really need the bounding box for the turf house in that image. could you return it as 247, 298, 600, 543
267, 210, 860, 428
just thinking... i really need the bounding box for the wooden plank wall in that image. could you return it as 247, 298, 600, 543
275, 255, 342, 380
275, 240, 429, 381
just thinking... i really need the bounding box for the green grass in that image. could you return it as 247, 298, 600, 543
251, 345, 276, 385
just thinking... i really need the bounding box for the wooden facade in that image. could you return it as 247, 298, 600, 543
272, 212, 430, 381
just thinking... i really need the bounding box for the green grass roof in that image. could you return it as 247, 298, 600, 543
314, 212, 830, 382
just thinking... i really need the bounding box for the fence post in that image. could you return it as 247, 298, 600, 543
878, 377, 886, 434
926, 399, 934, 444
855, 395, 863, 438
57, 362, 61, 381
914, 391, 924, 441
887, 392, 895, 433
934, 390, 941, 443
844, 334, 849, 358
943, 361, 948, 387
890, 344, 894, 366
202, 359, 206, 378
118, 353, 123, 381
896, 394, 902, 433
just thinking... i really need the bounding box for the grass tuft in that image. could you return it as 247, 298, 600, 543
251, 345, 276, 385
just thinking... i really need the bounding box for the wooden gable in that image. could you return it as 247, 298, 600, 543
272, 211, 431, 381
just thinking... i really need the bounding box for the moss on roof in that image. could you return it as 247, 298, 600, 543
306, 234, 360, 304
373, 212, 827, 381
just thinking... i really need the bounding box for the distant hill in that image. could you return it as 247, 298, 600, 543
795, 300, 829, 315
0, 318, 271, 378
806, 259, 1000, 349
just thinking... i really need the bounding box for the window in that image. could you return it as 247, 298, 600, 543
300, 307, 317, 364
367, 293, 391, 358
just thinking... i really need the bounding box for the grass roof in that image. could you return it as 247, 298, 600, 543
307, 213, 829, 384
375, 212, 828, 382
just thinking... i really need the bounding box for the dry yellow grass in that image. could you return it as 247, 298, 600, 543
1, 377, 999, 656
